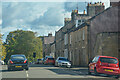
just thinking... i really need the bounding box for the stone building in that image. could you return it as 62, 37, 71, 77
50, 42, 55, 58
67, 1, 119, 66
87, 3, 119, 61
68, 23, 89, 66
55, 2, 105, 64
41, 33, 55, 57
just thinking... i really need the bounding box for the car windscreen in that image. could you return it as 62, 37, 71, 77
100, 57, 118, 64
48, 58, 54, 60
11, 56, 25, 60
59, 58, 68, 61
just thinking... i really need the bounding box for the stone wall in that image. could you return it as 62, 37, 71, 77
69, 25, 88, 66
89, 6, 119, 61
94, 32, 119, 58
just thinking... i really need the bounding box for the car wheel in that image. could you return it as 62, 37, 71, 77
25, 67, 29, 70
8, 67, 11, 71
115, 75, 119, 79
88, 67, 91, 75
94, 68, 98, 76
58, 63, 61, 67
55, 62, 58, 67
54, 63, 57, 67
66, 65, 71, 68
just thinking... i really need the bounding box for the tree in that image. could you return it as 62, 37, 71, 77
5, 30, 43, 62
0, 34, 7, 60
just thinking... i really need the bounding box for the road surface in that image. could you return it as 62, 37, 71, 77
1, 64, 118, 80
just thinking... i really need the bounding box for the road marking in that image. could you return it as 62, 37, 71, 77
26, 71, 29, 78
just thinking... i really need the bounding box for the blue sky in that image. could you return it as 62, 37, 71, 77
1, 0, 110, 42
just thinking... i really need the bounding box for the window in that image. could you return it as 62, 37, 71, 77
70, 51, 72, 61
64, 34, 68, 45
83, 30, 85, 40
64, 49, 68, 58
70, 35, 72, 44
76, 20, 78, 27
92, 56, 99, 63
100, 57, 118, 64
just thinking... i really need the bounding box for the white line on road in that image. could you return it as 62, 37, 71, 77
26, 71, 29, 78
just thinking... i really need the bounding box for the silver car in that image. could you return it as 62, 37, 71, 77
55, 57, 71, 68
0, 60, 5, 65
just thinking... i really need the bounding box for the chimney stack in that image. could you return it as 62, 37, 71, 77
110, 0, 120, 7
48, 33, 52, 37
83, 10, 86, 14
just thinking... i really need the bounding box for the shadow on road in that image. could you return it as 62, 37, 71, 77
47, 68, 116, 79
29, 64, 55, 67
89, 73, 117, 79
47, 68, 83, 76
1, 69, 25, 72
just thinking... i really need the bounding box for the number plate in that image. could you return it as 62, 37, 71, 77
105, 69, 113, 72
15, 66, 22, 68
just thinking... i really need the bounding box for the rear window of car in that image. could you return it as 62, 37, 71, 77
11, 56, 25, 60
48, 58, 54, 60
100, 57, 118, 64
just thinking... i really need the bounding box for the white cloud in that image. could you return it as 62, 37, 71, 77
0, 20, 2, 25
32, 25, 62, 36
2, 26, 18, 34
2, 1, 110, 41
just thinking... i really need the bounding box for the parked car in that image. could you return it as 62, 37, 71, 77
36, 59, 42, 64
43, 56, 53, 64
7, 54, 29, 71
0, 60, 5, 65
41, 58, 44, 64
55, 57, 71, 68
88, 56, 120, 78
44, 57, 55, 65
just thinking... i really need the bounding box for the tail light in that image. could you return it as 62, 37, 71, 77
24, 60, 27, 63
10, 60, 13, 64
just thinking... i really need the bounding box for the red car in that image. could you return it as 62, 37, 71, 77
88, 56, 120, 78
44, 57, 55, 65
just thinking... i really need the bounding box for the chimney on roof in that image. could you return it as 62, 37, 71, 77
64, 18, 71, 26
48, 33, 52, 37
83, 10, 86, 14
102, 3, 104, 5
88, 3, 89, 6
110, 0, 120, 7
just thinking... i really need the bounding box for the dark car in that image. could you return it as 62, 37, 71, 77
7, 54, 29, 70
36, 59, 42, 64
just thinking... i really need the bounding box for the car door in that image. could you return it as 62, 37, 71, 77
89, 57, 98, 71
55, 58, 59, 66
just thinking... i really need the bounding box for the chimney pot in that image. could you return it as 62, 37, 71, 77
102, 3, 104, 5
83, 10, 85, 14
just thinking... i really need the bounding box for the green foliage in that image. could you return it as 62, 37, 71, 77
5, 30, 43, 62
0, 34, 7, 60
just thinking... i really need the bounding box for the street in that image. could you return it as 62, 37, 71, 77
1, 64, 118, 80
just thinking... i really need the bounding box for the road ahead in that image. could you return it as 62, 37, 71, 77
1, 64, 118, 80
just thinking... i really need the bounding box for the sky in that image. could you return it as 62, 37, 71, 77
0, 0, 110, 42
